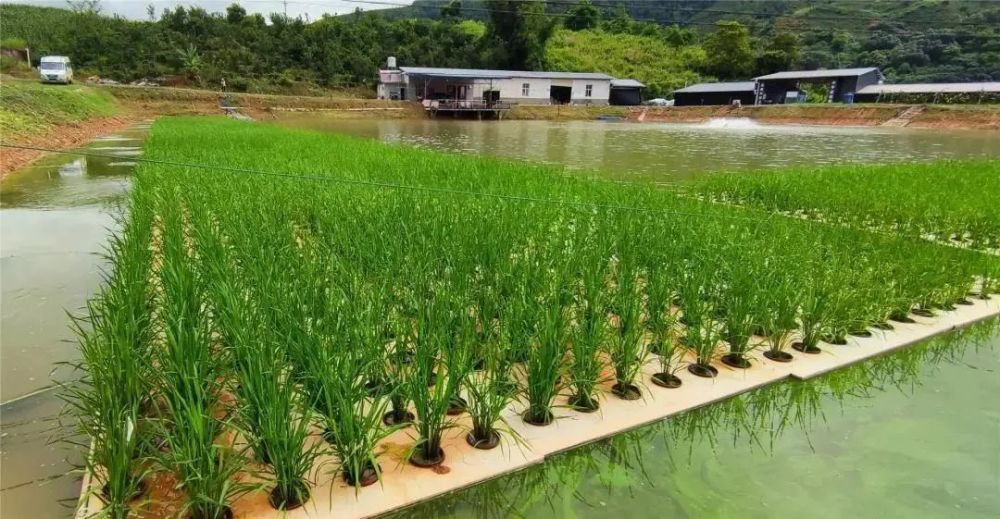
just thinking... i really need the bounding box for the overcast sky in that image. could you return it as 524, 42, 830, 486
2, 0, 409, 20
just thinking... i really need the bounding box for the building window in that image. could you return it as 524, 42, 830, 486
522, 83, 530, 96
585, 84, 593, 97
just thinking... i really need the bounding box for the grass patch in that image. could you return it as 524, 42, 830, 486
0, 79, 118, 139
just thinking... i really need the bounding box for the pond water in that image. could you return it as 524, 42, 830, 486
273, 116, 1000, 183
1, 118, 998, 518
0, 123, 148, 519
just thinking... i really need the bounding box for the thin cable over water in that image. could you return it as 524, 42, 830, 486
1, 143, 776, 224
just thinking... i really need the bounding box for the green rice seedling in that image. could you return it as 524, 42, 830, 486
74, 118, 996, 518
606, 262, 647, 400
644, 264, 682, 388
521, 271, 567, 426
152, 200, 254, 519
62, 199, 157, 518
463, 331, 520, 449
567, 254, 610, 410
295, 279, 391, 488
977, 257, 999, 299
678, 266, 723, 378
406, 286, 468, 467
717, 258, 761, 369
758, 272, 801, 364
233, 350, 319, 509
695, 160, 1000, 251
795, 276, 832, 354
382, 307, 415, 427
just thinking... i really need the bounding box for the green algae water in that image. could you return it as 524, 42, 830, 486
394, 321, 1000, 519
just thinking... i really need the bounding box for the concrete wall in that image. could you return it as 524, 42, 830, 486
393, 74, 611, 105
570, 79, 609, 104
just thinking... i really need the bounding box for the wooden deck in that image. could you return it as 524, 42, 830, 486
425, 100, 512, 119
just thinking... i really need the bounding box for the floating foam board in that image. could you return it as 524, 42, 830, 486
788, 297, 999, 380
76, 297, 999, 519
233, 423, 541, 519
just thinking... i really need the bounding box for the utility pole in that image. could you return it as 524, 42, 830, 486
283, 0, 288, 18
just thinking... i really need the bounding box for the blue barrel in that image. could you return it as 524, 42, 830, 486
843, 92, 855, 104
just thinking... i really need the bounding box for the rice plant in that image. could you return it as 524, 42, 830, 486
717, 259, 761, 368
678, 266, 723, 378
644, 264, 682, 388
758, 272, 801, 364
696, 160, 1000, 251
406, 288, 468, 467
606, 261, 647, 399
567, 254, 610, 410
463, 334, 519, 449
63, 198, 156, 518
67, 118, 997, 516
521, 271, 567, 426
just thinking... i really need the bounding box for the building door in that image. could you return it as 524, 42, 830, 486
549, 86, 571, 104
483, 90, 500, 104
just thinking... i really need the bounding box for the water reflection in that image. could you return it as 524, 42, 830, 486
275, 117, 1000, 182
0, 127, 146, 209
391, 319, 999, 518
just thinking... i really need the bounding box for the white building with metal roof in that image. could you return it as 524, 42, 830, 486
378, 62, 614, 106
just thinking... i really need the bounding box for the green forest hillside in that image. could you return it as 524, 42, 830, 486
1, 1, 997, 99
384, 0, 1000, 83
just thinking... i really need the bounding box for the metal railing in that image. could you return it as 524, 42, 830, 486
428, 100, 513, 111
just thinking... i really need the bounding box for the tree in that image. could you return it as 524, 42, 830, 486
176, 43, 203, 82
67, 0, 101, 15
702, 20, 753, 79
440, 0, 461, 20
485, 1, 556, 70
226, 3, 246, 24
755, 32, 800, 75
565, 0, 600, 31
601, 4, 634, 34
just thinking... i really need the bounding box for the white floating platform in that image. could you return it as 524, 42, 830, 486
76, 297, 999, 519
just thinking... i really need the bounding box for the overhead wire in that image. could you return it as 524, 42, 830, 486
1, 143, 778, 225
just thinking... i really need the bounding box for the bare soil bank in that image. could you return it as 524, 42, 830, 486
101, 85, 420, 119
0, 114, 136, 176
631, 104, 1000, 130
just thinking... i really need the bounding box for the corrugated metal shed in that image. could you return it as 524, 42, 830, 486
611, 78, 646, 88
857, 82, 1000, 94
673, 81, 756, 94
398, 66, 613, 80
755, 67, 881, 80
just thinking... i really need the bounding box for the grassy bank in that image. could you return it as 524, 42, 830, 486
0, 79, 119, 140
72, 116, 997, 518
693, 160, 1000, 251
101, 84, 412, 117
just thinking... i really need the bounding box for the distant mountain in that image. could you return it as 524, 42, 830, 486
374, 0, 1000, 83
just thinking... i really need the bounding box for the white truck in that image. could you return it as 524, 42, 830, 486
39, 56, 73, 84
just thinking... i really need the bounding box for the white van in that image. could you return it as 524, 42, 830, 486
39, 56, 73, 84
